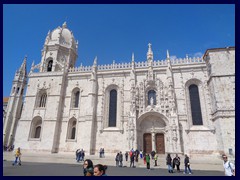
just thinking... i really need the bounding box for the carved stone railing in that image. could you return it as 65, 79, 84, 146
68, 57, 203, 73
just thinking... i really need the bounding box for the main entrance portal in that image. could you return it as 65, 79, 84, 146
139, 112, 167, 154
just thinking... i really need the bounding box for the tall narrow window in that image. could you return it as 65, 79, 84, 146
148, 90, 156, 105
47, 60, 53, 72
109, 89, 117, 127
74, 91, 80, 108
189, 84, 203, 125
39, 93, 47, 107
71, 89, 80, 108
67, 119, 76, 140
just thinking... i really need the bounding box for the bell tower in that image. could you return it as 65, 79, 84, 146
3, 57, 27, 147
40, 22, 78, 72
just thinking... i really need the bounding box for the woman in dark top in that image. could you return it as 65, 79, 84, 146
83, 159, 94, 176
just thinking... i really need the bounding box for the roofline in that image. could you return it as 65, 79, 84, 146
203, 46, 235, 60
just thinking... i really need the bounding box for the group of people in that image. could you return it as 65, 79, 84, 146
3, 144, 14, 152
9, 146, 235, 176
75, 149, 85, 162
83, 159, 107, 176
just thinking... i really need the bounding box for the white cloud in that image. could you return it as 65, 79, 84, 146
170, 55, 177, 60
193, 52, 203, 57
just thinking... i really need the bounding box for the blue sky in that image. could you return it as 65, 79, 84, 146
3, 4, 235, 97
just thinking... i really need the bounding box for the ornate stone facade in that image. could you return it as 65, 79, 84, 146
3, 23, 235, 159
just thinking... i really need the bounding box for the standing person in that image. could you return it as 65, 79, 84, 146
94, 164, 108, 176
140, 150, 143, 159
76, 149, 80, 161
12, 147, 21, 166
115, 153, 120, 167
173, 154, 181, 172
83, 159, 94, 176
154, 153, 158, 166
143, 153, 146, 165
166, 153, 173, 173
183, 154, 192, 174
102, 148, 105, 158
146, 153, 150, 170
125, 151, 128, 161
99, 148, 102, 158
130, 152, 135, 168
222, 154, 235, 176
119, 152, 123, 167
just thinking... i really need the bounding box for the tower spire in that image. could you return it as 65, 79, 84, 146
18, 56, 27, 77
147, 43, 153, 60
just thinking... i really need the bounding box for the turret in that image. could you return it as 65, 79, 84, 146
3, 56, 27, 147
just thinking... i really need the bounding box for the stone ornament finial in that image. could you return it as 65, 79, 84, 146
62, 21, 67, 28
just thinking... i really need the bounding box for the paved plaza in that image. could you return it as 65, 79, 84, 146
3, 161, 224, 176
3, 151, 225, 176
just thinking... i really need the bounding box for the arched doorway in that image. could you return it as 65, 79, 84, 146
143, 133, 152, 153
138, 112, 167, 154
155, 133, 165, 154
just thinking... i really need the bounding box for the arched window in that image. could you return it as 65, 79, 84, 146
71, 89, 80, 108
39, 93, 47, 107
109, 89, 117, 127
74, 91, 80, 108
189, 84, 203, 125
35, 126, 41, 138
47, 60, 53, 72
67, 119, 76, 140
30, 117, 42, 139
148, 90, 156, 105
17, 87, 20, 94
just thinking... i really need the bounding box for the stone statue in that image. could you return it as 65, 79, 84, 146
150, 97, 154, 105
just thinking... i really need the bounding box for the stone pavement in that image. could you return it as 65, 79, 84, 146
3, 151, 224, 172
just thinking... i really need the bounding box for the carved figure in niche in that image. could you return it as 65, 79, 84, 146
150, 97, 154, 106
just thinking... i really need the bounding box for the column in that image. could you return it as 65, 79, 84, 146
152, 132, 156, 151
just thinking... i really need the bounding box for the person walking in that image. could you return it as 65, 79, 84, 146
173, 154, 181, 172
154, 153, 158, 166
115, 153, 120, 167
119, 152, 123, 167
130, 152, 135, 168
146, 153, 150, 170
83, 159, 94, 176
166, 153, 173, 173
183, 154, 192, 174
125, 151, 128, 161
12, 147, 21, 166
222, 154, 235, 176
140, 150, 143, 159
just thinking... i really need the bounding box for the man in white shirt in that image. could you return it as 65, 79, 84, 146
222, 154, 235, 176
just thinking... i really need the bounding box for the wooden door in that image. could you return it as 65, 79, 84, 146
143, 133, 152, 153
155, 133, 165, 154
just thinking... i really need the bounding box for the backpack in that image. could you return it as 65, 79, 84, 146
174, 157, 180, 165
228, 162, 235, 176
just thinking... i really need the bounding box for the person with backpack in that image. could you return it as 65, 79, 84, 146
166, 153, 173, 173
173, 154, 181, 172
183, 154, 192, 174
222, 154, 235, 176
